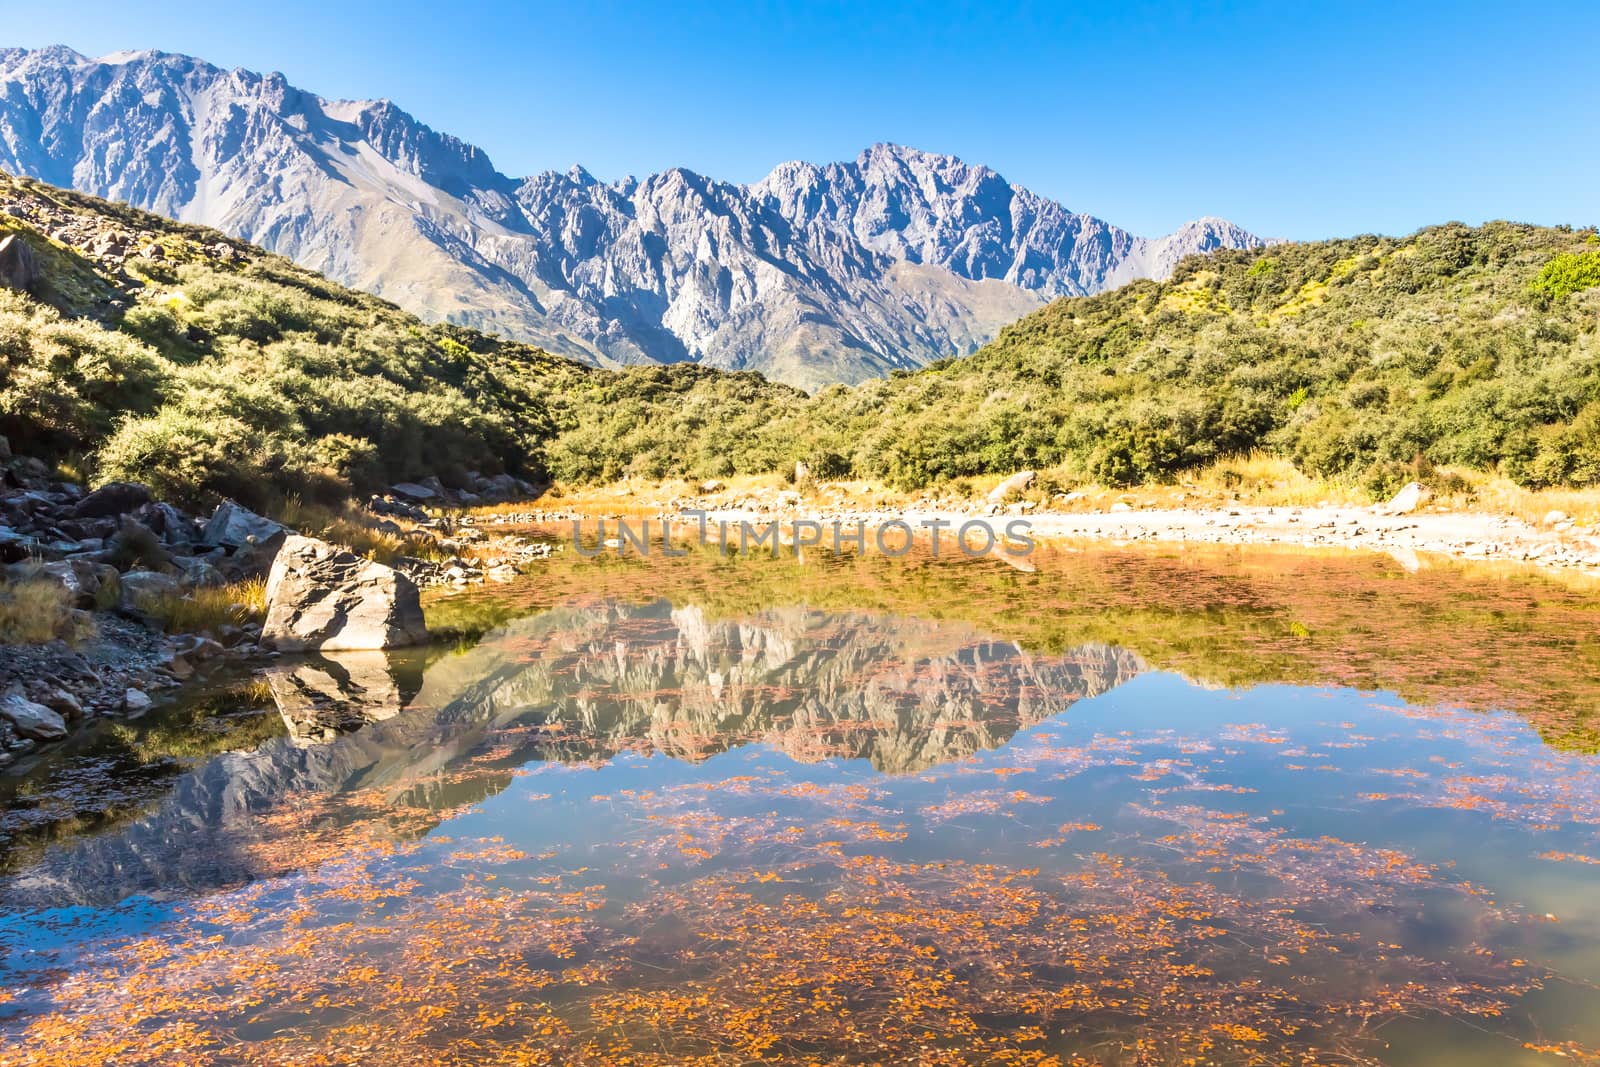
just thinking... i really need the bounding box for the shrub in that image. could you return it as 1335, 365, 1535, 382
1531, 251, 1600, 299
0, 575, 81, 645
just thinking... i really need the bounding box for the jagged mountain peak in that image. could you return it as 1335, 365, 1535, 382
0, 45, 1264, 389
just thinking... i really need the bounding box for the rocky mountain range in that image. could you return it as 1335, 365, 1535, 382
0, 46, 1263, 388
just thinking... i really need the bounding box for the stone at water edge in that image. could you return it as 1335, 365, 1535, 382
40, 687, 84, 721
0, 691, 67, 740
1382, 481, 1428, 515
123, 688, 154, 715
986, 470, 1036, 504
261, 535, 428, 652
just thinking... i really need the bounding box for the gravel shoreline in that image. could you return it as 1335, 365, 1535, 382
488, 499, 1600, 574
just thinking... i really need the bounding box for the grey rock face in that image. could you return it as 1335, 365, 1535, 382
0, 232, 37, 292
0, 691, 67, 740
262, 535, 428, 651
71, 481, 151, 519
117, 569, 180, 611
201, 501, 290, 566
0, 47, 1263, 389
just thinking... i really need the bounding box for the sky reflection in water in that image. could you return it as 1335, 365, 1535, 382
2, 543, 1600, 1065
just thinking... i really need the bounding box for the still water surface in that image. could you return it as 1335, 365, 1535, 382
3, 539, 1600, 1065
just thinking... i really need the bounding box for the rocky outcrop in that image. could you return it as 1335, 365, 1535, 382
0, 47, 1263, 388
0, 231, 36, 292
201, 501, 290, 567
0, 691, 66, 740
0, 459, 277, 765
261, 535, 428, 651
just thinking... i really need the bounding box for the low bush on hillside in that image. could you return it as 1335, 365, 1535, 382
4, 169, 1600, 505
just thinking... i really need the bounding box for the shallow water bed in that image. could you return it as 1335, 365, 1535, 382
3, 542, 1600, 1065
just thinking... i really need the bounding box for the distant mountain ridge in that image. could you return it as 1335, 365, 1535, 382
0, 45, 1264, 388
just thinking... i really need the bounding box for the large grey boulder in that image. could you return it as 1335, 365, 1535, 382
201, 501, 290, 564
118, 569, 181, 612
0, 691, 67, 740
262, 535, 428, 651
12, 559, 119, 609
71, 481, 152, 519
987, 470, 1036, 503
1380, 481, 1428, 515
389, 482, 435, 503
0, 233, 38, 293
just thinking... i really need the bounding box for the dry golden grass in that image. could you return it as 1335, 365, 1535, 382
1436, 473, 1600, 527
271, 497, 453, 564
0, 574, 81, 644
135, 577, 267, 634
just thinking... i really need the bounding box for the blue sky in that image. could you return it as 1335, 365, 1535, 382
2, 0, 1595, 240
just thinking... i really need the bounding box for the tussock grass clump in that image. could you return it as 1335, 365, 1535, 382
0, 575, 82, 644
135, 577, 267, 634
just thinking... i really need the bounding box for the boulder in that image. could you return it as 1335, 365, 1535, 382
169, 555, 226, 588
118, 569, 181, 612
480, 473, 520, 500
201, 501, 290, 563
261, 535, 428, 652
18, 559, 119, 609
5, 455, 51, 489
0, 691, 67, 741
39, 687, 84, 721
0, 526, 30, 563
144, 502, 200, 543
1381, 481, 1428, 515
123, 688, 153, 715
699, 479, 725, 493
986, 470, 1036, 504
389, 482, 435, 502
175, 634, 225, 661
0, 233, 38, 293
71, 481, 152, 519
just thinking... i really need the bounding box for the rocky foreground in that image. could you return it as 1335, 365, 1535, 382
0, 442, 549, 769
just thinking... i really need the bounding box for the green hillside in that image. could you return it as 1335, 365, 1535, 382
3, 170, 1599, 505
827, 222, 1600, 494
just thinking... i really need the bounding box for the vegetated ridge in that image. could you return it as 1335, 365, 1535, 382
3, 169, 1599, 512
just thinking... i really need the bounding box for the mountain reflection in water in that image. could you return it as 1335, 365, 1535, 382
0, 600, 1142, 907
4, 545, 1600, 1066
